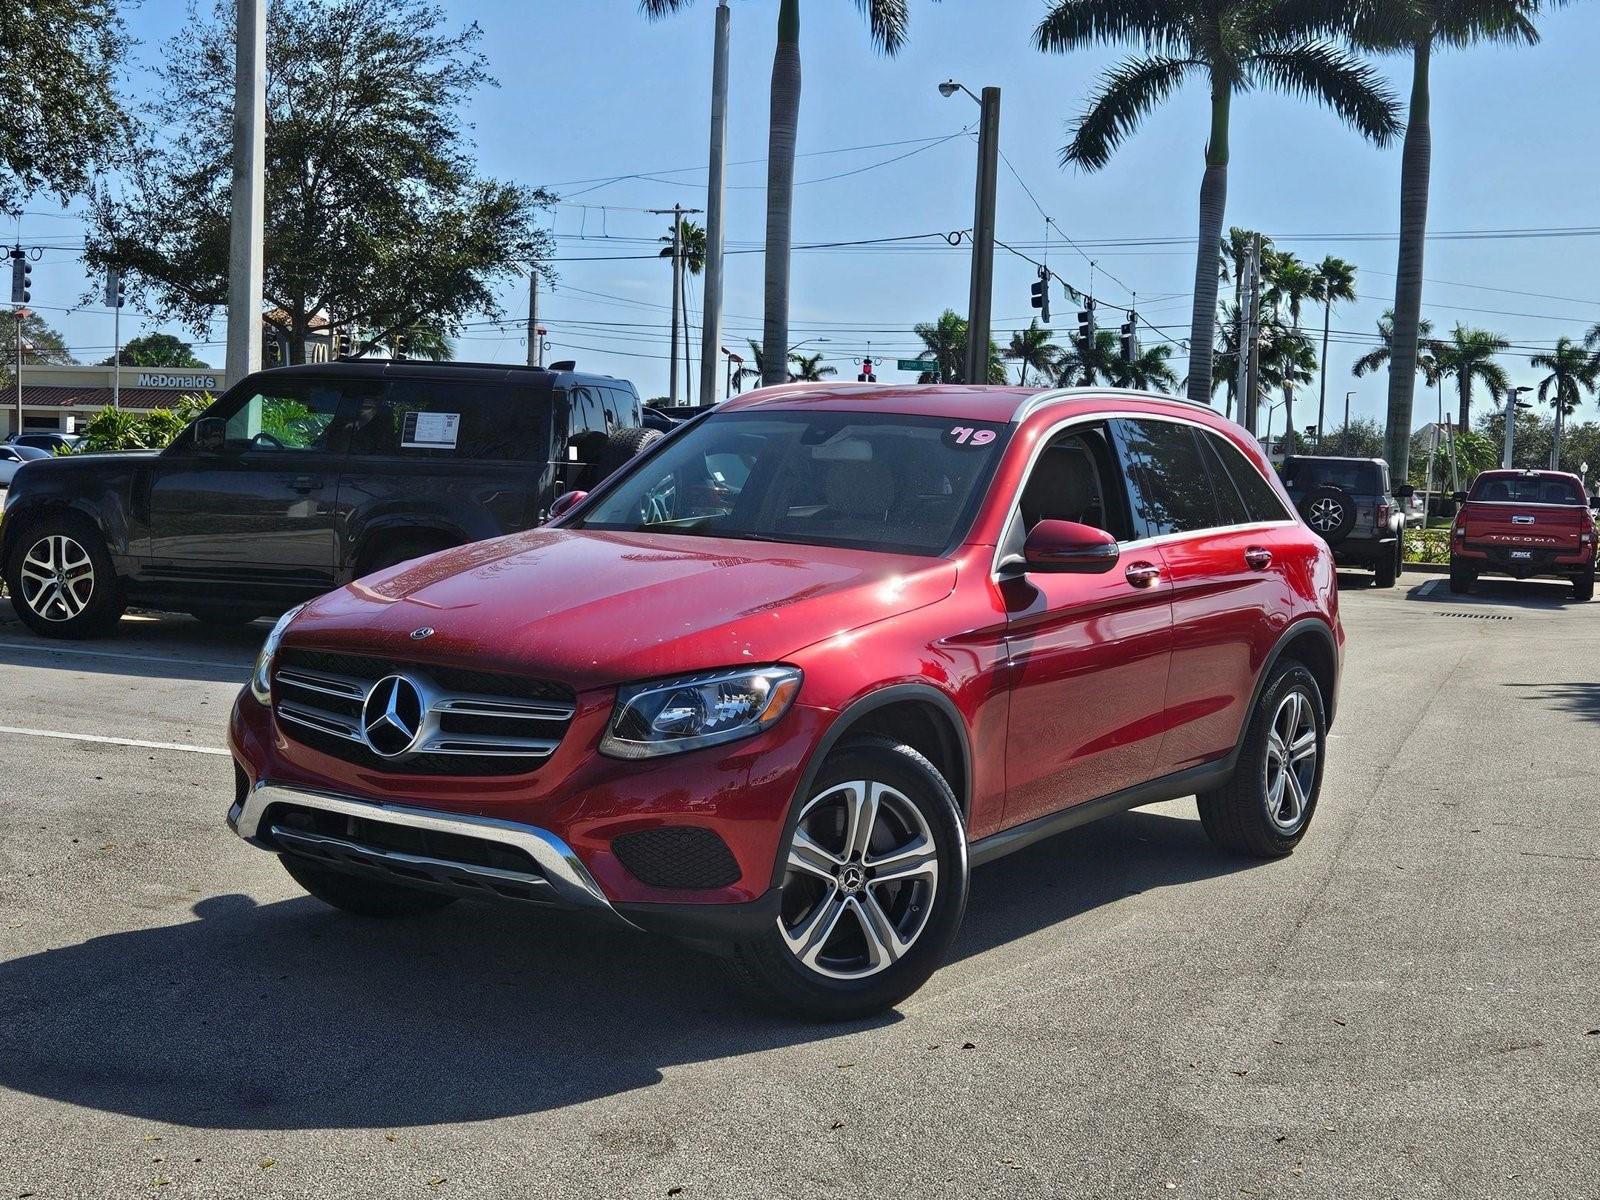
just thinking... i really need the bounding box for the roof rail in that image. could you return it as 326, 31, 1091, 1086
331, 357, 556, 372
1012, 386, 1219, 423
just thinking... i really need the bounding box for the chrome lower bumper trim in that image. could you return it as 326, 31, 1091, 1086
230, 781, 634, 927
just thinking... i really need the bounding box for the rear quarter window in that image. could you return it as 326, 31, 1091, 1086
1207, 433, 1293, 523
349, 381, 547, 461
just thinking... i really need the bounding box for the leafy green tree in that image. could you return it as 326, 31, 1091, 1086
1309, 256, 1358, 438
74, 394, 211, 452
0, 310, 76, 393
1433, 324, 1510, 430
1035, 0, 1399, 406
99, 333, 208, 368
1477, 406, 1552, 472
914, 310, 1005, 385
85, 0, 551, 364
1316, 416, 1385, 458
1353, 0, 1562, 480
644, 0, 919, 385
1059, 329, 1176, 392
0, 1, 130, 212
787, 351, 836, 382
1006, 320, 1061, 387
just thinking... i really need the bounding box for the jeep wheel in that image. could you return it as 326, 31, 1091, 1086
1373, 538, 1400, 589
1449, 561, 1475, 595
587, 425, 663, 486
280, 855, 457, 918
1299, 485, 1357, 546
1198, 659, 1326, 858
3, 513, 125, 639
1573, 566, 1595, 603
729, 737, 968, 1020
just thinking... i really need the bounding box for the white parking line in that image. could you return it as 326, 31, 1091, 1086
0, 640, 248, 672
0, 725, 230, 756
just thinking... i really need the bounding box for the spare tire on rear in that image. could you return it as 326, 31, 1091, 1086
1299, 484, 1357, 545
585, 425, 663, 487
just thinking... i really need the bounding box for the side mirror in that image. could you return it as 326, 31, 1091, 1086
194, 417, 226, 454
548, 489, 587, 521
1451, 490, 1469, 503
1395, 484, 1415, 499
1023, 519, 1120, 574
1588, 496, 1600, 511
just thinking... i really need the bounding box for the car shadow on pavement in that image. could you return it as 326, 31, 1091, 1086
0, 601, 259, 685
1402, 576, 1577, 609
0, 807, 1248, 1131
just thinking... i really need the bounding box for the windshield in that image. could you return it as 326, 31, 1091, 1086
1469, 474, 1585, 505
573, 410, 1009, 555
14, 445, 51, 460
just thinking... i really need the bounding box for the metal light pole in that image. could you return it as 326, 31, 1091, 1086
225, 0, 266, 387
1502, 386, 1534, 468
941, 81, 999, 386
699, 0, 731, 406
525, 268, 539, 367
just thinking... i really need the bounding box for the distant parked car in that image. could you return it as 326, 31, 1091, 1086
6, 432, 80, 455
0, 443, 51, 486
1281, 455, 1412, 588
1450, 468, 1598, 600
1, 360, 661, 637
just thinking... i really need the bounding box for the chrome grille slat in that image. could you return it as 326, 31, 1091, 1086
276, 669, 368, 701
277, 701, 364, 741
432, 695, 576, 721
420, 735, 562, 757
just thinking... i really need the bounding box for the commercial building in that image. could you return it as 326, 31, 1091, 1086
3, 364, 223, 439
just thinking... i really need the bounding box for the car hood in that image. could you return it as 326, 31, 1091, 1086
291, 528, 958, 690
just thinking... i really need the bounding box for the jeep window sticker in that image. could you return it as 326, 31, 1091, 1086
401, 410, 461, 450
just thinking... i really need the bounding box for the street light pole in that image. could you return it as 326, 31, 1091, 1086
1503, 386, 1534, 468
942, 81, 1000, 386
225, 0, 266, 388
699, 0, 731, 407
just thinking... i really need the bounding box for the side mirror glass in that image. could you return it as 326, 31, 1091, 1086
1451, 490, 1469, 503
1023, 519, 1120, 575
1395, 484, 1416, 499
194, 417, 226, 454
548, 489, 587, 521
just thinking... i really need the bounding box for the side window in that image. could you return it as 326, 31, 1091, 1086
1195, 432, 1252, 526
1016, 425, 1134, 541
1203, 430, 1293, 522
607, 386, 643, 428
1113, 418, 1222, 537
565, 387, 609, 467
220, 383, 347, 454
347, 381, 544, 461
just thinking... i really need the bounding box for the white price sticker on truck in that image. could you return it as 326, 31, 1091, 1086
402, 411, 460, 449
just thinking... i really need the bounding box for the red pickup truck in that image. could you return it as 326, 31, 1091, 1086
1450, 469, 1598, 600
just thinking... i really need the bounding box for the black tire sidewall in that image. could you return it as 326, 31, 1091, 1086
587, 426, 663, 487
3, 512, 123, 638
734, 737, 969, 1020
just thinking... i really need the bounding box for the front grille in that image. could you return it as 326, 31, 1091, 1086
612, 827, 741, 890
273, 647, 576, 776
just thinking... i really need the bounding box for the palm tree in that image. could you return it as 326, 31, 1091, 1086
1352, 308, 1436, 382
1035, 1, 1399, 407
1258, 322, 1317, 452
1352, 0, 1560, 480
1309, 255, 1358, 439
1006, 320, 1060, 386
1263, 250, 1316, 440
643, 0, 916, 387
1432, 324, 1509, 431
1530, 336, 1600, 467
1119, 342, 1178, 392
787, 351, 837, 382
732, 337, 776, 390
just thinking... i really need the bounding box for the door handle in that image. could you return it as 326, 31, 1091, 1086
288, 475, 322, 493
1125, 561, 1161, 588
1245, 546, 1273, 570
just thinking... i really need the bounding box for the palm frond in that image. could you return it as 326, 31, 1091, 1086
1064, 55, 1196, 170
1249, 41, 1402, 145
638, 0, 692, 17
855, 0, 912, 55
1435, 0, 1546, 48
1033, 0, 1191, 55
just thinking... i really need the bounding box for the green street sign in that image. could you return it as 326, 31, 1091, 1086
897, 359, 938, 372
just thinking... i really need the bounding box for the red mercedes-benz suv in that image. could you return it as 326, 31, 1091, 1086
228, 384, 1343, 1018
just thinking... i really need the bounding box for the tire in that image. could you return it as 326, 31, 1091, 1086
1573, 567, 1595, 603
1373, 539, 1399, 589
586, 425, 663, 487
1299, 485, 1357, 546
1197, 659, 1327, 858
1449, 561, 1475, 595
3, 511, 125, 639
280, 855, 457, 918
728, 736, 969, 1021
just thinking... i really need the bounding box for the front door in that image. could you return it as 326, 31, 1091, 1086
1001, 425, 1174, 828
142, 378, 353, 605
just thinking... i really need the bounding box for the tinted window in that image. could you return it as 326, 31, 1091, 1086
1285, 458, 1384, 493
1115, 418, 1221, 537
1201, 430, 1291, 522
576, 411, 1006, 555
1469, 474, 1584, 505
220, 382, 349, 454
1195, 433, 1252, 526
348, 381, 546, 461
606, 385, 643, 429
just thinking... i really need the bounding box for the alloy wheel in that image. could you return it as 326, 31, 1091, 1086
18, 534, 96, 622
1307, 498, 1344, 532
1263, 690, 1318, 833
779, 780, 939, 980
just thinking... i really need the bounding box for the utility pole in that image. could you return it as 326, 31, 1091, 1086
1502, 386, 1533, 468
650, 204, 701, 407
105, 268, 125, 409
1242, 235, 1263, 436
525, 267, 539, 368
225, 0, 266, 388
699, 0, 731, 407
964, 87, 1000, 386
1551, 394, 1566, 470
13, 307, 23, 437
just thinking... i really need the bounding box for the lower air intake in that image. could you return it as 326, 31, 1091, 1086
612, 827, 741, 890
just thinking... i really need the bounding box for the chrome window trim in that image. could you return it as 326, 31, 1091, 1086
990, 408, 1297, 578
1012, 386, 1217, 424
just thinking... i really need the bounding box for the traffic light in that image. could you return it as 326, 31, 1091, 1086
10, 250, 31, 304
104, 267, 124, 309
1076, 298, 1096, 346
1120, 312, 1137, 363
393, 333, 409, 361
1030, 268, 1051, 324
857, 356, 877, 383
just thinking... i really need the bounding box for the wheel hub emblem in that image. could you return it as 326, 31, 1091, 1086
361, 674, 425, 758
838, 864, 865, 895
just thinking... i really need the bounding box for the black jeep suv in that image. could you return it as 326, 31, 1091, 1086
1281, 455, 1413, 588
1, 360, 658, 637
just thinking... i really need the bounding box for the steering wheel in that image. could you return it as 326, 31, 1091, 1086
248, 431, 285, 450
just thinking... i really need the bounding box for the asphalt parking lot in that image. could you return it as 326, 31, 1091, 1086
1, 575, 1597, 1199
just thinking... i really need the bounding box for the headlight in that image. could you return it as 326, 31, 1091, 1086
249, 604, 306, 704
599, 666, 802, 759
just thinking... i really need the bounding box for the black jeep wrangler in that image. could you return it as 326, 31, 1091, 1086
1, 360, 660, 637
1281, 455, 1413, 588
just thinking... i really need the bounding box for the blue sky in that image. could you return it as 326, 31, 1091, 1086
16, 0, 1600, 429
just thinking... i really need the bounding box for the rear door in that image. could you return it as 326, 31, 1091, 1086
1112, 417, 1297, 771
